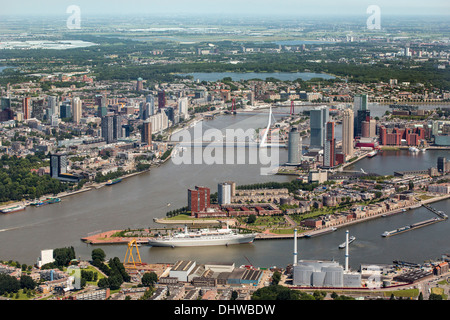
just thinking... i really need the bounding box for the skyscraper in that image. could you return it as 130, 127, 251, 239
188, 186, 210, 213
50, 153, 67, 179
113, 114, 122, 141
60, 103, 72, 119
141, 120, 152, 145
97, 94, 108, 117
178, 97, 189, 119
218, 182, 232, 205
22, 97, 31, 120
353, 94, 370, 137
324, 122, 336, 168
353, 94, 367, 113
146, 94, 156, 117
287, 127, 302, 165
47, 96, 58, 118
72, 97, 82, 124
310, 106, 329, 149
101, 115, 115, 144
158, 90, 166, 109
342, 109, 354, 158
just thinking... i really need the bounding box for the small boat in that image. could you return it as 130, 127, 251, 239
367, 150, 377, 158
106, 178, 122, 185
339, 236, 356, 249
408, 147, 419, 153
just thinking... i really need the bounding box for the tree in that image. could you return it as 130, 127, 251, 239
141, 272, 158, 287
247, 214, 257, 224
20, 275, 36, 290
97, 278, 109, 288
53, 247, 76, 268
91, 248, 106, 262
429, 293, 443, 300
271, 271, 281, 285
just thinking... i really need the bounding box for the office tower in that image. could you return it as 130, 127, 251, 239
355, 109, 370, 137
1, 97, 11, 110
60, 103, 72, 119
113, 114, 122, 140
136, 77, 144, 91
188, 186, 210, 213
353, 94, 369, 137
324, 122, 336, 168
72, 97, 82, 124
158, 90, 166, 109
218, 182, 232, 205
101, 115, 115, 144
146, 94, 156, 116
96, 94, 108, 117
141, 120, 152, 145
353, 94, 367, 113
437, 157, 447, 173
342, 108, 354, 158
310, 106, 329, 149
22, 97, 31, 120
0, 97, 13, 121
47, 96, 58, 117
164, 106, 175, 123
50, 153, 67, 179
178, 97, 189, 119
287, 127, 302, 165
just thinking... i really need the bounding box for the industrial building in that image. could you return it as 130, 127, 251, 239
167, 260, 263, 287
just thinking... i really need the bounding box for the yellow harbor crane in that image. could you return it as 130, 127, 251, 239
124, 240, 142, 269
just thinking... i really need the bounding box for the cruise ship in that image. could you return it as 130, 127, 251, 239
148, 225, 257, 247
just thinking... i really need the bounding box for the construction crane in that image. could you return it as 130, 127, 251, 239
244, 255, 254, 269
124, 240, 142, 269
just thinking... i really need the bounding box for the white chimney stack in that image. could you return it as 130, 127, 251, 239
345, 230, 349, 272
293, 228, 298, 266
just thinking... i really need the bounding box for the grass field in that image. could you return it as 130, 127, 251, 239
382, 288, 419, 298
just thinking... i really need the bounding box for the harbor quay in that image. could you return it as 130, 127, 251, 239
81, 193, 450, 244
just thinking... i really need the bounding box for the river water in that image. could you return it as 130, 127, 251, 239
0, 105, 449, 271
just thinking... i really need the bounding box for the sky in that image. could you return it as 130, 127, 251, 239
1, 0, 449, 17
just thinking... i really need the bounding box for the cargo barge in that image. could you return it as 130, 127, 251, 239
382, 217, 441, 237
305, 227, 337, 238
1, 205, 26, 214
30, 197, 61, 207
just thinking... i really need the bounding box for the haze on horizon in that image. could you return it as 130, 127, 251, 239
1, 0, 449, 17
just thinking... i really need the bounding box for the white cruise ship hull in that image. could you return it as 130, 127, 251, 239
148, 234, 256, 247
